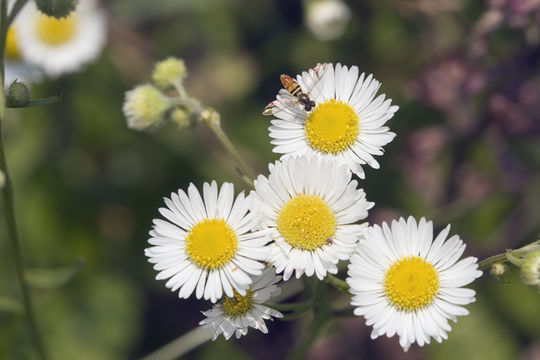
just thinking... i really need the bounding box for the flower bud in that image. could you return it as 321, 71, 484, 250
201, 108, 220, 126
521, 249, 540, 292
152, 57, 187, 89
170, 107, 192, 129
490, 262, 506, 278
34, 0, 79, 18
6, 80, 31, 107
123, 84, 172, 131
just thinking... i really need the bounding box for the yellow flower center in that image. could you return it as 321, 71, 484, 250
384, 256, 439, 311
6, 27, 21, 59
222, 290, 253, 318
277, 195, 336, 251
305, 99, 359, 154
185, 218, 238, 269
36, 13, 78, 46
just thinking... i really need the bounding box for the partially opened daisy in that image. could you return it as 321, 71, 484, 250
145, 181, 271, 303
15, 0, 107, 78
253, 155, 373, 281
347, 217, 482, 351
266, 63, 398, 178
199, 268, 283, 340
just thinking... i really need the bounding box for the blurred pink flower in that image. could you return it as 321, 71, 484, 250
398, 126, 450, 203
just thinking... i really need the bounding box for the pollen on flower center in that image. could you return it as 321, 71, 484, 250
305, 99, 359, 154
222, 290, 253, 318
277, 195, 336, 251
384, 256, 439, 311
6, 27, 21, 59
186, 218, 238, 269
36, 14, 77, 46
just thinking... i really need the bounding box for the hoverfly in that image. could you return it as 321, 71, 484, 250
263, 63, 327, 116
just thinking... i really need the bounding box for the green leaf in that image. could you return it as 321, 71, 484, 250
7, 93, 63, 109
25, 257, 85, 290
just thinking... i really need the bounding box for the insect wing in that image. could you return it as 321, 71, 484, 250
263, 63, 328, 116
263, 93, 302, 117
298, 63, 328, 98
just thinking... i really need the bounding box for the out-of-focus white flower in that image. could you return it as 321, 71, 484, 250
15, 0, 107, 78
305, 0, 351, 41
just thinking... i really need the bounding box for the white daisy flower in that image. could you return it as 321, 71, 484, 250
347, 216, 482, 351
145, 181, 271, 303
253, 155, 373, 281
267, 63, 398, 178
199, 268, 283, 340
15, 0, 107, 78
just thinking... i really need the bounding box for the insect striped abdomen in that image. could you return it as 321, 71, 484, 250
280, 74, 303, 97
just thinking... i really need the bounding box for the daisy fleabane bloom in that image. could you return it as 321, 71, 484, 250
199, 268, 283, 340
15, 0, 107, 78
253, 155, 373, 281
267, 63, 398, 178
145, 181, 271, 303
346, 217, 482, 351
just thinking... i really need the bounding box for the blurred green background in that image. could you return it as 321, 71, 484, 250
1, 0, 539, 359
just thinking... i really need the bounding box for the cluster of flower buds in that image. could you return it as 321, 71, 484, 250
504, 241, 540, 292
123, 57, 216, 131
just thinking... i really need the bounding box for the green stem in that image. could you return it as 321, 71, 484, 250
205, 121, 255, 187
478, 240, 540, 271
478, 253, 508, 271
288, 280, 330, 360
0, 1, 48, 359
172, 83, 255, 189
140, 327, 211, 360
325, 274, 350, 293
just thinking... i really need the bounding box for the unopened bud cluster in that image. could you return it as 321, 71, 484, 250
520, 250, 540, 292
123, 57, 213, 131
506, 242, 540, 293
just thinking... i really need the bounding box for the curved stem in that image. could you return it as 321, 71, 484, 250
0, 2, 48, 359
140, 327, 211, 360
172, 84, 255, 189
288, 280, 330, 360
478, 253, 508, 271
205, 121, 255, 188
325, 274, 350, 293
478, 239, 540, 271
